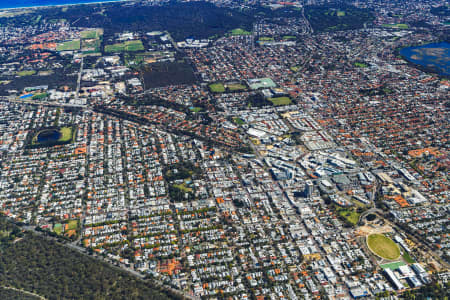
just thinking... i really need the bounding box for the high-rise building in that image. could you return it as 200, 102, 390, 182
305, 180, 314, 198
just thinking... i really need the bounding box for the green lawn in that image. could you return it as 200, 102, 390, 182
268, 97, 292, 106
209, 83, 225, 93
338, 209, 360, 225
173, 183, 192, 192
189, 107, 202, 113
53, 223, 63, 235
382, 23, 409, 29
125, 40, 145, 51
81, 30, 98, 39
380, 261, 406, 270
259, 36, 274, 41
354, 62, 368, 68
337, 10, 346, 17
17, 70, 36, 76
283, 36, 296, 40
290, 66, 300, 72
105, 40, 144, 53
227, 83, 247, 91
231, 28, 251, 35
58, 127, 73, 142
32, 93, 49, 100
67, 220, 78, 231
367, 234, 401, 260
233, 117, 245, 125
83, 39, 101, 51
402, 252, 415, 263
56, 39, 81, 51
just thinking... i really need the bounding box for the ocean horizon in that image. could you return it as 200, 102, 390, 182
0, 0, 128, 10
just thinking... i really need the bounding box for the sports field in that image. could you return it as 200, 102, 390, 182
17, 70, 36, 76
189, 107, 202, 113
269, 97, 292, 106
231, 28, 251, 36
58, 127, 73, 142
81, 30, 99, 39
380, 261, 406, 270
226, 83, 247, 91
382, 23, 409, 29
367, 234, 400, 260
56, 39, 81, 51
105, 40, 144, 53
209, 83, 225, 93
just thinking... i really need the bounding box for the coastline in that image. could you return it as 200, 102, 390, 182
0, 0, 132, 12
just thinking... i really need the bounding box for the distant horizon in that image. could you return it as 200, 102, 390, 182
0, 0, 129, 10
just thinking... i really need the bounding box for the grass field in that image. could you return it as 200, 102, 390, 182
367, 234, 401, 260
268, 97, 292, 106
227, 83, 247, 91
402, 252, 415, 263
67, 220, 78, 231
290, 66, 300, 72
231, 28, 252, 35
259, 36, 274, 41
189, 107, 202, 113
56, 39, 81, 51
81, 30, 98, 39
380, 261, 406, 270
173, 183, 193, 192
32, 93, 49, 100
233, 117, 245, 125
58, 127, 73, 142
354, 62, 368, 68
53, 223, 63, 235
17, 70, 36, 77
338, 209, 360, 225
105, 40, 144, 53
209, 83, 225, 93
382, 23, 409, 29
337, 11, 346, 17
283, 36, 296, 40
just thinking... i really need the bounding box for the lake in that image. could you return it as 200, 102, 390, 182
37, 129, 61, 143
400, 42, 450, 76
0, 0, 126, 10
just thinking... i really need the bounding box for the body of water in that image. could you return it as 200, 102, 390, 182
400, 42, 450, 76
37, 129, 61, 143
0, 0, 125, 10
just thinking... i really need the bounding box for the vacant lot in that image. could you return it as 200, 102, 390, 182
141, 62, 197, 88
367, 234, 400, 260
